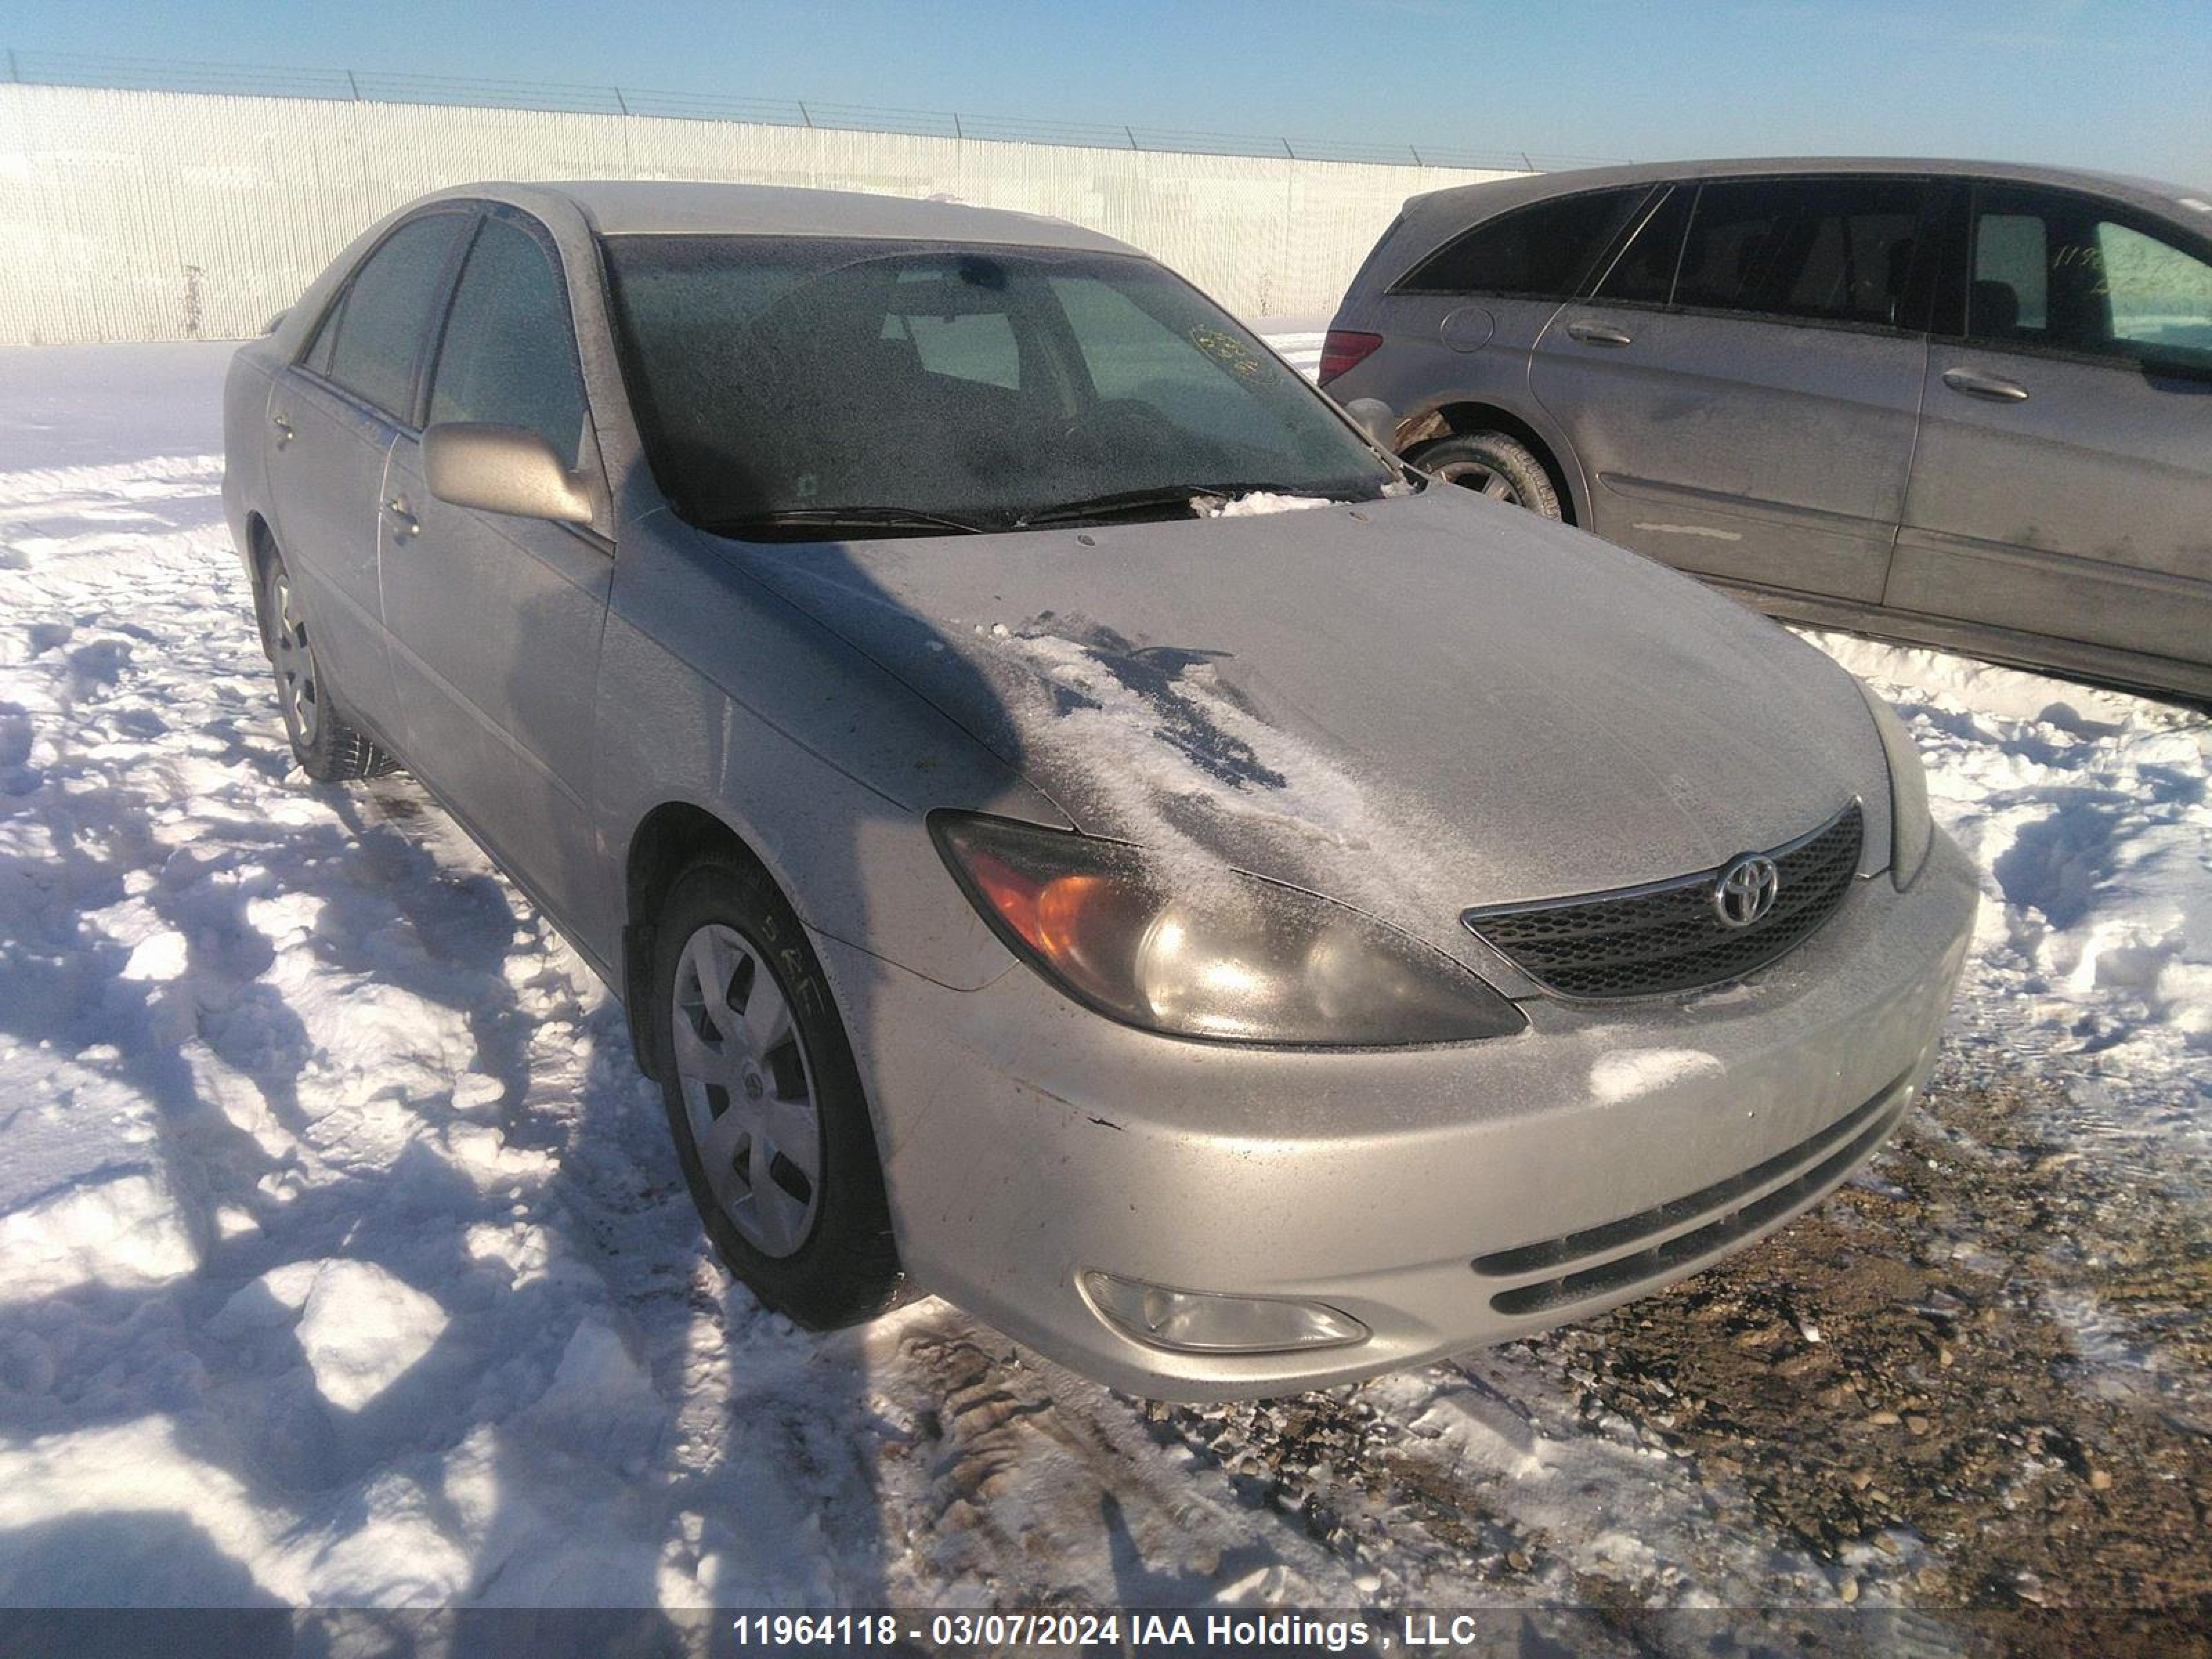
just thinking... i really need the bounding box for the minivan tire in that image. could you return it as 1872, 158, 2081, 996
1409, 431, 1564, 521
650, 855, 904, 1329
260, 551, 399, 782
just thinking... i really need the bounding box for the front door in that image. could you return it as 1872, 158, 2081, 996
379, 211, 614, 925
1893, 182, 2212, 676
1531, 176, 1936, 604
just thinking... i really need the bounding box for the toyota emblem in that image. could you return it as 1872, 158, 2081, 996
1712, 854, 1781, 929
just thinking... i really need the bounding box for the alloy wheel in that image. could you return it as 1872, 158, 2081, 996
1432, 458, 1522, 505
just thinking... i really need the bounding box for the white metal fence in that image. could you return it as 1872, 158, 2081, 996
0, 83, 1524, 345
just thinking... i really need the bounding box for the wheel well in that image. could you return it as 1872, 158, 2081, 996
621, 802, 765, 1080
1402, 403, 1579, 526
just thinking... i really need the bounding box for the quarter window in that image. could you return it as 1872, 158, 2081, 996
429, 217, 590, 469
1969, 186, 2212, 371
319, 215, 467, 418
1673, 178, 1929, 328
1396, 188, 1651, 298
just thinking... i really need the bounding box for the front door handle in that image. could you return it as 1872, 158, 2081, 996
270, 412, 294, 448
1942, 367, 2030, 402
1566, 321, 1634, 347
386, 496, 421, 538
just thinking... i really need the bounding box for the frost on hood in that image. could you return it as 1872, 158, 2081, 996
964, 613, 1465, 928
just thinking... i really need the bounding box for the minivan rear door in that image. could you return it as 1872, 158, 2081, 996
1530, 176, 1936, 605
1893, 181, 2212, 676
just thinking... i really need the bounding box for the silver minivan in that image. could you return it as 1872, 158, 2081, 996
1323, 158, 2212, 702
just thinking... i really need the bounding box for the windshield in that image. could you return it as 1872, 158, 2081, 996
601, 234, 1396, 536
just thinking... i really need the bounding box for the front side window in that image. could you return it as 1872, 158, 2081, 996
1674, 178, 1929, 328
429, 216, 590, 468
1396, 188, 1651, 298
603, 236, 1394, 536
317, 214, 467, 418
1969, 185, 2212, 371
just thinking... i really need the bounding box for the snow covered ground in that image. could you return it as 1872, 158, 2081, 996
0, 342, 2206, 1631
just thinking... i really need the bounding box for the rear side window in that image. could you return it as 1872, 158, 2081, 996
429, 216, 590, 468
1593, 187, 1691, 305
319, 215, 466, 418
1968, 185, 2212, 371
1396, 188, 1650, 298
1674, 178, 1929, 328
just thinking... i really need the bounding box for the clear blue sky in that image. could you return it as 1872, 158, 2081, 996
13, 0, 2211, 182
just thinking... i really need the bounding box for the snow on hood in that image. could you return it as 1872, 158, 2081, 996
1194, 491, 1338, 518
725, 487, 1891, 962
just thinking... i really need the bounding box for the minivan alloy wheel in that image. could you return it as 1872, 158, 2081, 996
671, 921, 822, 1257
1432, 458, 1522, 505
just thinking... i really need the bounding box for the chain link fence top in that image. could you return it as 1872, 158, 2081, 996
1, 46, 1624, 172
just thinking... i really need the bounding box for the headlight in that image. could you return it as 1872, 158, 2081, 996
1860, 685, 1932, 890
932, 813, 1526, 1046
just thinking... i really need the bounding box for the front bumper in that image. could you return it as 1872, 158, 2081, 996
812, 830, 1977, 1401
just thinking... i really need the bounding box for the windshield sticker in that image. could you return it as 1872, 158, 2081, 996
1187, 324, 1264, 375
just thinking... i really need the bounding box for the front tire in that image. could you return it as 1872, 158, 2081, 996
260, 552, 397, 782
1409, 431, 1564, 521
652, 856, 902, 1329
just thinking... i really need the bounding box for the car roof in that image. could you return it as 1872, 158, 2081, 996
1399, 156, 2207, 241
420, 178, 1145, 256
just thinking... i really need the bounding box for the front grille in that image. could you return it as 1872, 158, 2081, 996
1463, 801, 1864, 998
1473, 1072, 1911, 1317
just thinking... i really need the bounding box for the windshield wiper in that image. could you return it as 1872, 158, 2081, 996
701, 505, 986, 539
1014, 482, 1327, 528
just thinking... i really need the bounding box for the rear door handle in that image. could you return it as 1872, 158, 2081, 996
1942, 367, 2029, 402
270, 412, 294, 448
1566, 321, 1634, 347
386, 495, 421, 538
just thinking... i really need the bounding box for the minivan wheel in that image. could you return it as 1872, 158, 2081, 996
1410, 431, 1564, 521
651, 856, 903, 1329
260, 552, 398, 782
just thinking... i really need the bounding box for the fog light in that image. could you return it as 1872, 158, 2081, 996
1082, 1271, 1368, 1354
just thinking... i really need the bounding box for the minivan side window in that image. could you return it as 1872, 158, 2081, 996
1672, 178, 1929, 328
429, 216, 590, 469
1967, 185, 2212, 372
318, 215, 467, 419
1593, 187, 1692, 305
1396, 188, 1651, 298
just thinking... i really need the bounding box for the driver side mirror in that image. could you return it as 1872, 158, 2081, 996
424, 423, 594, 525
1343, 397, 1398, 451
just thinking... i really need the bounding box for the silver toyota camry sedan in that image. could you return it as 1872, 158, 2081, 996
222, 182, 1977, 1400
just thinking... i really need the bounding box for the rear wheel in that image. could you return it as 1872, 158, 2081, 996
652, 855, 903, 1329
1410, 431, 1564, 521
260, 552, 397, 782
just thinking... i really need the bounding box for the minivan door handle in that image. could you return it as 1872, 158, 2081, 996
1566, 321, 1634, 347
1942, 367, 2030, 403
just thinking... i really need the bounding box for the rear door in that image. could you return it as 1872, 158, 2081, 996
1893, 182, 2212, 674
382, 209, 614, 926
1360, 185, 1653, 447
262, 211, 471, 738
1530, 176, 1936, 603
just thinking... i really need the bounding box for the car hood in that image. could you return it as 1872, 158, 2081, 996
724, 487, 1891, 974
